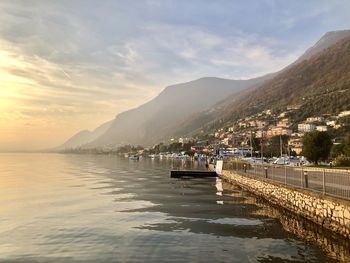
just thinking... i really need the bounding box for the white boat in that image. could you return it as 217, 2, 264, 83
129, 155, 139, 160
273, 156, 290, 165
148, 154, 160, 159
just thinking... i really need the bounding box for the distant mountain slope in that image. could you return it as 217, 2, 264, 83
177, 30, 350, 136
56, 120, 112, 150
198, 35, 350, 133
58, 30, 350, 149
295, 30, 350, 63
88, 77, 269, 147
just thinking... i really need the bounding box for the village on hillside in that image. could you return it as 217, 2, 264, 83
93, 106, 350, 167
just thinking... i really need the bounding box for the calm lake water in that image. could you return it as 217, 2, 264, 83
0, 153, 349, 262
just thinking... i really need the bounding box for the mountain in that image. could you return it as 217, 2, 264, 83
175, 30, 350, 136
58, 30, 350, 150
87, 76, 270, 147
196, 34, 350, 134
56, 120, 112, 150
295, 30, 350, 63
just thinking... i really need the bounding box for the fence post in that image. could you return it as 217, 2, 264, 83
271, 165, 274, 180
301, 167, 304, 188
284, 166, 287, 184
323, 169, 326, 195
264, 167, 268, 178
304, 171, 309, 188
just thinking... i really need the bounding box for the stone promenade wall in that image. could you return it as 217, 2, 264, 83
221, 170, 350, 238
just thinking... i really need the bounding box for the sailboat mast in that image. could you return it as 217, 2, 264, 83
250, 131, 253, 157
280, 135, 283, 157
261, 130, 263, 164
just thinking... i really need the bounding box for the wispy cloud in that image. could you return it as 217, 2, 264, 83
0, 0, 349, 150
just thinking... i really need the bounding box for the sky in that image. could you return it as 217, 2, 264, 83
0, 0, 350, 151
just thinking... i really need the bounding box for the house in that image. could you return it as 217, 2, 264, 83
298, 123, 316, 133
326, 120, 337, 127
279, 112, 287, 118
263, 109, 272, 115
287, 104, 302, 110
288, 137, 303, 155
221, 138, 232, 146
277, 118, 290, 128
316, 126, 328, 132
266, 126, 292, 137
249, 120, 269, 128
338, 110, 350, 118
191, 145, 205, 152
178, 137, 190, 143
306, 116, 325, 123
255, 130, 263, 138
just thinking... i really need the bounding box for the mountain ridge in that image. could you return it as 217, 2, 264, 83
194, 34, 350, 135
57, 29, 350, 150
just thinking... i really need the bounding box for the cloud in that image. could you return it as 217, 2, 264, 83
0, 0, 349, 150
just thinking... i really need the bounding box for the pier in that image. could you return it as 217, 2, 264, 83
170, 170, 217, 178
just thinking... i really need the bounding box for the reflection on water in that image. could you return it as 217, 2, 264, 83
221, 181, 350, 262
0, 153, 348, 262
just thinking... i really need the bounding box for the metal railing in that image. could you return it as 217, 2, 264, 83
223, 161, 350, 201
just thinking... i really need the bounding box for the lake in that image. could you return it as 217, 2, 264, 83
0, 153, 349, 262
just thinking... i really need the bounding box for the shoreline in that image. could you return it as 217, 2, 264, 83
220, 169, 350, 239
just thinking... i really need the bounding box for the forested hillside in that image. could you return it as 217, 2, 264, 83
196, 35, 350, 134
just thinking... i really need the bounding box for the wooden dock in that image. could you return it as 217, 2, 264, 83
170, 170, 217, 178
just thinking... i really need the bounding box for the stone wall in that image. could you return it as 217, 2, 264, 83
221, 170, 350, 239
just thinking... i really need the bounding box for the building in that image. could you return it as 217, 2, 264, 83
249, 120, 269, 128
191, 145, 205, 152
338, 110, 350, 118
255, 130, 263, 138
326, 120, 337, 127
306, 116, 325, 123
288, 137, 303, 155
238, 122, 248, 128
178, 137, 190, 144
298, 123, 316, 133
316, 126, 328, 132
277, 118, 290, 128
263, 109, 272, 115
279, 112, 287, 118
287, 104, 302, 110
222, 138, 232, 146
266, 126, 292, 137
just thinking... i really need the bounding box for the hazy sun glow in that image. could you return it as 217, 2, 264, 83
0, 1, 349, 151
0, 43, 156, 151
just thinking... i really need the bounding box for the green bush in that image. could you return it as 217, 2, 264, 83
335, 156, 350, 167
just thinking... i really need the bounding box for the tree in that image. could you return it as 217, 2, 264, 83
302, 131, 332, 165
247, 137, 261, 157
344, 134, 350, 156
264, 135, 289, 157
331, 144, 344, 158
